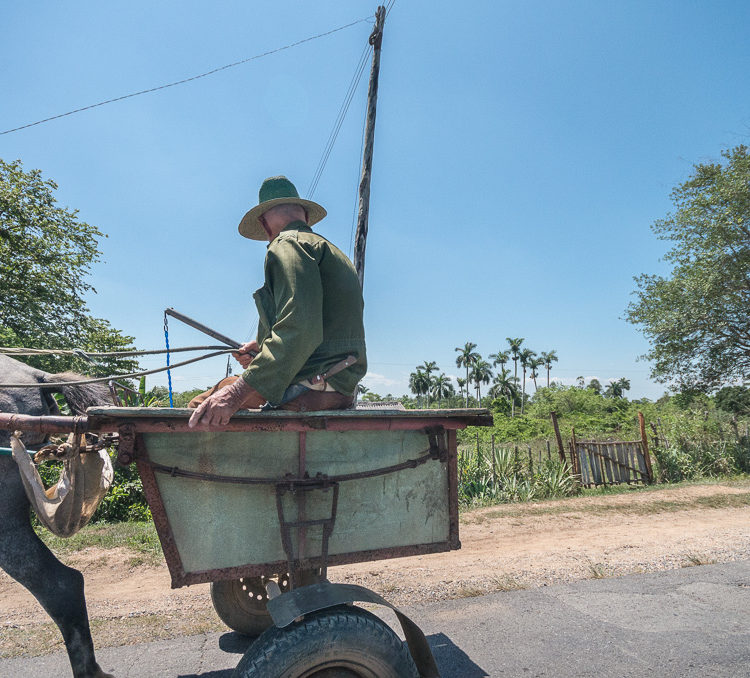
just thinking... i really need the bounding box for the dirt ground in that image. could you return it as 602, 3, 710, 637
1, 481, 749, 657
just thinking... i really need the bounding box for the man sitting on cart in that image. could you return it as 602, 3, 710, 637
188, 176, 367, 430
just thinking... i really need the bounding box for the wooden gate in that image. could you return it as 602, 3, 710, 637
552, 411, 654, 487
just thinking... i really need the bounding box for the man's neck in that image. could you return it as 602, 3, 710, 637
268, 219, 308, 241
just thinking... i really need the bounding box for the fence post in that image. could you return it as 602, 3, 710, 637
550, 412, 567, 463
638, 411, 654, 484
570, 426, 579, 476
527, 444, 533, 476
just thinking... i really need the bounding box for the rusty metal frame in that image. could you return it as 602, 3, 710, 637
133, 422, 464, 589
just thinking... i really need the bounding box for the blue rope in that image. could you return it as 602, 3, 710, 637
164, 312, 174, 408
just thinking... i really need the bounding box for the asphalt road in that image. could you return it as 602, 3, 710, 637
2, 560, 749, 678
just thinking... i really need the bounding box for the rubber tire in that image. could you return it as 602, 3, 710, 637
211, 575, 288, 637
234, 605, 420, 678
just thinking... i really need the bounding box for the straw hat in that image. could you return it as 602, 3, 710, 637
238, 176, 327, 240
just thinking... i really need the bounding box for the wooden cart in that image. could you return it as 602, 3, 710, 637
4, 406, 493, 677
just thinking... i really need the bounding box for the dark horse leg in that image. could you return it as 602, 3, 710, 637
0, 458, 112, 678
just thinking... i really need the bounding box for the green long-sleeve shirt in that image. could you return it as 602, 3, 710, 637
241, 221, 367, 404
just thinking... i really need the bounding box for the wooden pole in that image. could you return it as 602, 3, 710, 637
550, 411, 566, 463
638, 411, 654, 484
353, 5, 386, 289
570, 426, 579, 477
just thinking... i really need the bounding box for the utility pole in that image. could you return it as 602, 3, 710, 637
353, 5, 386, 289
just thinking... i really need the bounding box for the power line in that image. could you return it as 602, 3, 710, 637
307, 2, 395, 200
1, 17, 369, 136
307, 42, 371, 198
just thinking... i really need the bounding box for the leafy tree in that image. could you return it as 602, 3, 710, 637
540, 350, 558, 387
0, 158, 137, 375
714, 385, 750, 415
518, 348, 536, 414
431, 373, 454, 407
587, 378, 603, 395
455, 342, 480, 408
627, 146, 750, 391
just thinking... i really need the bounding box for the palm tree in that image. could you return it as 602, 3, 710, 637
518, 348, 536, 414
506, 337, 524, 417
409, 369, 430, 407
489, 350, 510, 372
455, 342, 480, 408
356, 384, 369, 402
528, 356, 543, 392
456, 377, 467, 402
540, 350, 558, 387
604, 378, 630, 399
489, 368, 519, 406
470, 360, 493, 404
419, 360, 439, 407
431, 373, 454, 407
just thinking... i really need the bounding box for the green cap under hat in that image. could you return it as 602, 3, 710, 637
238, 176, 327, 240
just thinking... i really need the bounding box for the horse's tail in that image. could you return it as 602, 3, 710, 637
40, 372, 112, 414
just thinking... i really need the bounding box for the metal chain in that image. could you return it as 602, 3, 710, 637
164, 312, 173, 408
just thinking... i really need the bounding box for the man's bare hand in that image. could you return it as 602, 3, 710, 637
188, 378, 259, 430
232, 341, 259, 369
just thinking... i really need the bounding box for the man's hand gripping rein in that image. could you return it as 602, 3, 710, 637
188, 341, 263, 430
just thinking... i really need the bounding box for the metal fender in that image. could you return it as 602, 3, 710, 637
267, 581, 440, 678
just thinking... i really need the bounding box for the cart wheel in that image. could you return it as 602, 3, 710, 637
210, 574, 290, 637
234, 605, 419, 678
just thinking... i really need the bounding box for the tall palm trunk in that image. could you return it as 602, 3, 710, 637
465, 365, 470, 408
521, 367, 527, 414
512, 359, 518, 417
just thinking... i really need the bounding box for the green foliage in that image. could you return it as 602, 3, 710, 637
94, 458, 152, 522
627, 145, 750, 391
0, 158, 138, 374
715, 385, 750, 415
650, 403, 750, 482
171, 388, 205, 408
458, 444, 578, 506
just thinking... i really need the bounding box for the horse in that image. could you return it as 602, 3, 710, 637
0, 353, 114, 678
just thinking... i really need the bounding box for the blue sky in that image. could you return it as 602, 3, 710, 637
3, 1, 749, 400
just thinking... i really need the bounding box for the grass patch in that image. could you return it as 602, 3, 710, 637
37, 521, 162, 560
683, 552, 718, 567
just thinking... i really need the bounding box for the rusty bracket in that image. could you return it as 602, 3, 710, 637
425, 425, 448, 462
275, 480, 339, 589
116, 423, 137, 465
